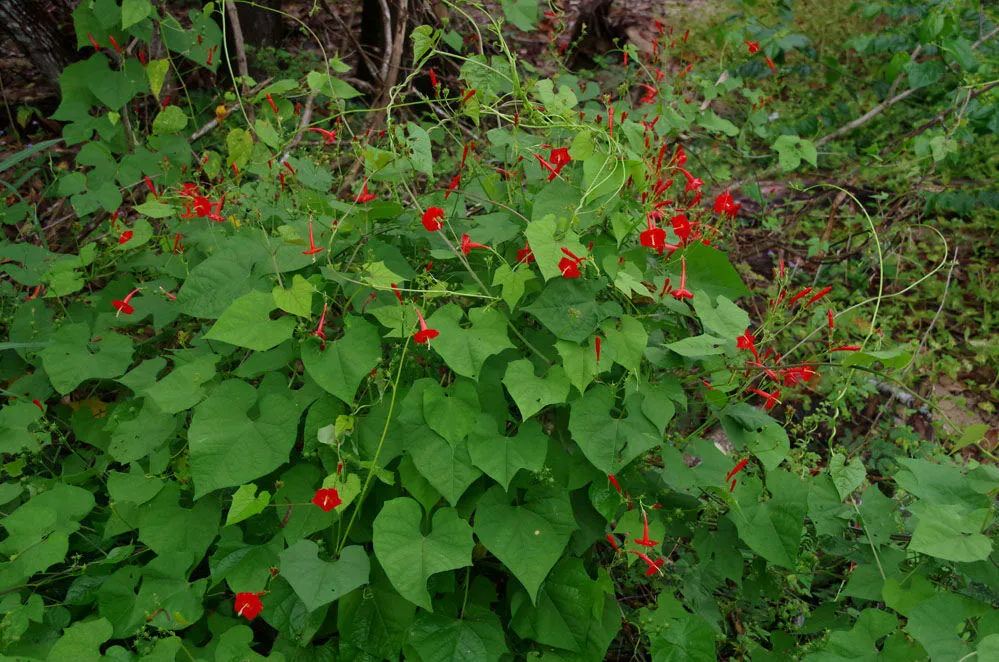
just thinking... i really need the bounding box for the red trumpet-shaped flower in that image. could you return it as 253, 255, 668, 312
118, 230, 134, 245
780, 365, 819, 387
805, 286, 832, 307
671, 256, 693, 300
640, 213, 667, 253
354, 182, 376, 203
736, 329, 759, 361
422, 206, 444, 232
312, 487, 342, 512
677, 167, 703, 193
206, 194, 226, 223
713, 190, 741, 218
302, 220, 325, 255
460, 233, 489, 256
516, 241, 535, 264
634, 511, 659, 548
828, 309, 835, 329
830, 345, 861, 352
308, 127, 337, 144
445, 174, 461, 199
670, 214, 691, 243
234, 592, 264, 621
639, 84, 658, 104
112, 287, 141, 316
549, 147, 571, 168
608, 474, 621, 493
312, 302, 330, 346
413, 308, 439, 344
748, 387, 781, 410
595, 336, 602, 363
558, 247, 585, 279
390, 283, 403, 303
727, 458, 749, 482
606, 533, 620, 552
630, 551, 666, 577
745, 41, 760, 54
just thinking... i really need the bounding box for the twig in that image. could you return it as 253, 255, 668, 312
377, 0, 393, 85
881, 80, 999, 156
225, 0, 254, 124
280, 93, 315, 163
188, 78, 274, 142
971, 24, 999, 50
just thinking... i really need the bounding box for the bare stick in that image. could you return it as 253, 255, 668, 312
225, 0, 254, 123
377, 0, 393, 85
280, 93, 316, 163
189, 78, 274, 142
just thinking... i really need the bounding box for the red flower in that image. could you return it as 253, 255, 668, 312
118, 230, 134, 245
265, 93, 279, 116
234, 592, 264, 621
112, 287, 141, 316
302, 220, 325, 255
780, 365, 818, 387
413, 307, 439, 344
736, 329, 759, 361
765, 56, 777, 73
671, 257, 693, 300
606, 533, 620, 552
445, 174, 461, 199
595, 336, 602, 363
787, 287, 813, 306
354, 182, 376, 203
827, 309, 835, 329
308, 127, 337, 144
206, 195, 226, 222
143, 175, 158, 199
516, 241, 535, 264
312, 302, 329, 343
726, 458, 749, 481
390, 282, 404, 303
677, 167, 703, 193
639, 84, 658, 105
549, 147, 571, 168
429, 68, 438, 88
748, 387, 780, 409
460, 233, 489, 256
312, 487, 342, 512
745, 41, 760, 54
608, 474, 621, 493
670, 214, 691, 243
422, 206, 444, 232
558, 247, 585, 279
830, 345, 861, 352
805, 286, 832, 307
713, 190, 741, 218
634, 511, 659, 548
640, 212, 669, 253
179, 182, 199, 197
629, 551, 665, 577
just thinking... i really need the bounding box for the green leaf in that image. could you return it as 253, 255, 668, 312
40, 324, 134, 394
373, 498, 474, 611
338, 564, 417, 661
720, 403, 790, 471
772, 134, 818, 171
45, 618, 113, 662
122, 0, 153, 28
600, 315, 648, 372
425, 305, 514, 380
680, 243, 749, 300
301, 316, 382, 404
152, 105, 187, 134
205, 290, 296, 351
133, 200, 176, 218
467, 415, 548, 489
729, 471, 808, 569
568, 385, 660, 474
227, 128, 254, 168
146, 59, 169, 99
406, 122, 433, 176
524, 278, 611, 343
188, 379, 299, 498
509, 557, 620, 656
473, 485, 577, 602
501, 0, 538, 32
493, 263, 535, 309
411, 25, 437, 64
907, 60, 944, 90
272, 274, 314, 317
666, 334, 729, 358
556, 339, 598, 394
907, 502, 993, 562
692, 295, 750, 340
408, 610, 509, 662
523, 214, 587, 282
829, 452, 865, 500
226, 484, 272, 526
177, 250, 256, 319
279, 540, 370, 612
502, 359, 570, 420
697, 110, 739, 136
943, 36, 977, 71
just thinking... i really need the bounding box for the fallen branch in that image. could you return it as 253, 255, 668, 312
225, 0, 254, 125
280, 93, 315, 163
188, 78, 273, 143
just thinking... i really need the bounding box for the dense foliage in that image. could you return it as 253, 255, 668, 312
1, 1, 997, 660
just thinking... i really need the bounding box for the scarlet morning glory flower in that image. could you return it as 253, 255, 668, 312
354, 182, 376, 203
608, 474, 621, 493
312, 302, 329, 343
748, 387, 780, 409
179, 182, 199, 197
516, 241, 535, 264
677, 167, 703, 193
460, 234, 489, 256
639, 84, 658, 105
549, 147, 571, 168
445, 174, 461, 199
805, 286, 833, 307
640, 213, 667, 253
726, 458, 749, 481
422, 206, 444, 232
671, 257, 693, 300
736, 329, 759, 360
112, 287, 141, 316
670, 214, 691, 243
634, 511, 659, 548
302, 220, 325, 255
745, 41, 760, 54
595, 336, 602, 362
308, 127, 338, 144
830, 345, 861, 352
713, 190, 741, 218
629, 551, 665, 577
234, 592, 264, 621
780, 365, 818, 387
558, 247, 585, 278
118, 230, 134, 245
206, 195, 226, 222
312, 487, 342, 512
413, 307, 439, 344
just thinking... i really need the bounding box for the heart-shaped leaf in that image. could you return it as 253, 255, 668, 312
279, 540, 370, 612
502, 359, 570, 420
